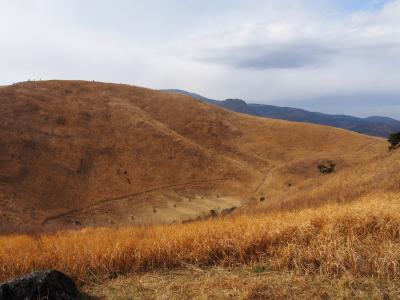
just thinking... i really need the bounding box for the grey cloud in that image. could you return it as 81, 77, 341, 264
197, 43, 336, 70
1, 0, 400, 119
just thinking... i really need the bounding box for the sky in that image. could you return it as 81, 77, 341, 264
0, 0, 399, 118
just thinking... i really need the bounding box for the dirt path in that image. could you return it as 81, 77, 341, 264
42, 177, 232, 225
42, 140, 383, 225
251, 166, 277, 196
354, 139, 382, 153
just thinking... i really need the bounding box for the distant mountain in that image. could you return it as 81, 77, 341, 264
162, 90, 257, 115
162, 89, 400, 138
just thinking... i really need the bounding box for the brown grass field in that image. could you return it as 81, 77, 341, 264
0, 80, 389, 230
1, 80, 400, 298
84, 267, 400, 299
1, 193, 400, 298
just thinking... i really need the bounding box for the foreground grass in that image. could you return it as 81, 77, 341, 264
83, 267, 400, 299
1, 193, 400, 287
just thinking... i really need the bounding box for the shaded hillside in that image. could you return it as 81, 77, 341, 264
163, 89, 400, 137
0, 81, 386, 231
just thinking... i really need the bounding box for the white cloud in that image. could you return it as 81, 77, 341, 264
0, 0, 399, 117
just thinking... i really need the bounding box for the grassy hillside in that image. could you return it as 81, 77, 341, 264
0, 80, 384, 232
1, 80, 400, 298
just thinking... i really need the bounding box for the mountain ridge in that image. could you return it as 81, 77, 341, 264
162, 89, 400, 137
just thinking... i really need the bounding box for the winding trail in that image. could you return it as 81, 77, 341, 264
353, 139, 381, 154
42, 140, 383, 225
42, 177, 232, 225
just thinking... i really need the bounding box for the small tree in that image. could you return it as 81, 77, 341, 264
388, 132, 400, 151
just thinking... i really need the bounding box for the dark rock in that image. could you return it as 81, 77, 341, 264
0, 270, 78, 300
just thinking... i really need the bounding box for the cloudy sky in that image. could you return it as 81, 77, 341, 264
1, 0, 399, 118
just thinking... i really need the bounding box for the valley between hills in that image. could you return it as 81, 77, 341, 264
1, 80, 400, 298
0, 80, 392, 231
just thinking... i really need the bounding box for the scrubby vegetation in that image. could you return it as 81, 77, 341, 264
317, 160, 336, 174
388, 132, 400, 150
1, 193, 400, 292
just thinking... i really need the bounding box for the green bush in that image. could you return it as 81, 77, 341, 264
388, 132, 400, 150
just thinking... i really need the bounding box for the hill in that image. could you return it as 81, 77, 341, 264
2, 81, 400, 298
163, 89, 400, 138
0, 80, 391, 233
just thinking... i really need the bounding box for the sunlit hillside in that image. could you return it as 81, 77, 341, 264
2, 0, 400, 298
0, 80, 388, 232
1, 81, 400, 298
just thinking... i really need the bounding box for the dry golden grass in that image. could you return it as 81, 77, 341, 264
83, 267, 400, 299
253, 147, 400, 212
2, 80, 400, 298
0, 80, 384, 230
1, 193, 400, 287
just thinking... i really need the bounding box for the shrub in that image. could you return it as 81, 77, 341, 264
318, 161, 336, 174
388, 132, 400, 151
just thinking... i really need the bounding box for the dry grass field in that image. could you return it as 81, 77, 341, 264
1, 80, 400, 298
1, 193, 400, 298
84, 268, 400, 299
0, 80, 388, 231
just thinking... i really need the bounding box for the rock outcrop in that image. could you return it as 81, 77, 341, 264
0, 270, 78, 300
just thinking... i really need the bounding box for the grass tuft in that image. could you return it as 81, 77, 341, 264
1, 193, 400, 285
